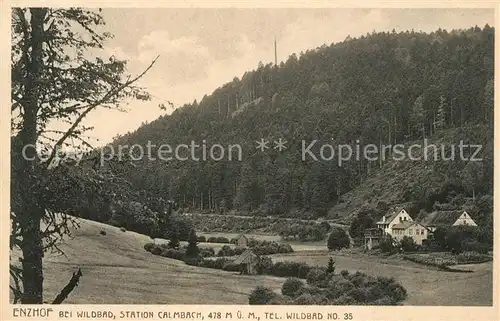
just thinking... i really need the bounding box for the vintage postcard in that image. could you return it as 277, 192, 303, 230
2, 1, 498, 321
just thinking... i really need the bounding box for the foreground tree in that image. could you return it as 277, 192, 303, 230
185, 228, 199, 258
11, 8, 157, 303
327, 227, 350, 250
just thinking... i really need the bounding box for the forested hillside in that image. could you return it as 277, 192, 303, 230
110, 26, 494, 220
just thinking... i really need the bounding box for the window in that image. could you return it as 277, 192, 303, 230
409, 229, 413, 235
416, 229, 420, 235
399, 217, 403, 223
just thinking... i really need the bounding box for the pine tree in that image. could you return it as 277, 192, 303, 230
435, 95, 447, 131
168, 226, 180, 249
326, 257, 336, 274
185, 228, 200, 258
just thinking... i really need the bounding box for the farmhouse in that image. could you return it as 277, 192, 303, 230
419, 210, 478, 232
391, 221, 429, 245
235, 234, 249, 248
232, 249, 259, 275
376, 207, 413, 235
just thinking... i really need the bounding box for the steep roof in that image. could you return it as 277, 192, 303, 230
232, 249, 259, 265
419, 211, 466, 227
238, 234, 248, 241
377, 206, 405, 224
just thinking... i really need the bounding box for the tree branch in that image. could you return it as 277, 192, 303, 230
44, 55, 159, 169
52, 268, 82, 304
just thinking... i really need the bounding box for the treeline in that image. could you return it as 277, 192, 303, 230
110, 26, 493, 218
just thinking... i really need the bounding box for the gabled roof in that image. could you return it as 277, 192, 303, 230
391, 222, 414, 229
238, 234, 248, 240
376, 206, 406, 224
419, 211, 467, 227
232, 249, 259, 265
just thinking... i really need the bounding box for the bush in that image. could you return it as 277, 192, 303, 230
160, 248, 185, 260
271, 261, 311, 279
456, 251, 492, 264
144, 242, 155, 252
257, 256, 273, 274
281, 278, 304, 298
207, 236, 230, 243
379, 236, 395, 253
293, 293, 316, 305
185, 229, 200, 258
461, 240, 489, 254
306, 268, 328, 286
249, 286, 277, 305
120, 227, 127, 232
184, 256, 203, 266
327, 227, 350, 250
340, 270, 349, 278
197, 235, 207, 242
99, 230, 107, 235
199, 247, 216, 257
400, 236, 417, 252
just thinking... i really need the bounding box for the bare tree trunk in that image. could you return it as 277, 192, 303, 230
17, 8, 47, 304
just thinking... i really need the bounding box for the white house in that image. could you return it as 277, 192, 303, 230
391, 221, 429, 245
376, 207, 413, 235
419, 210, 478, 232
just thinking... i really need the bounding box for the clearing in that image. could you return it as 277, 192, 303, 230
10, 218, 492, 305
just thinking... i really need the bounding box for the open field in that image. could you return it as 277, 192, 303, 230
270, 251, 493, 306
11, 218, 492, 305
10, 218, 285, 304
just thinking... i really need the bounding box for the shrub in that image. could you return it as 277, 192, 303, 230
271, 261, 311, 279
293, 293, 316, 305
326, 257, 336, 274
144, 242, 155, 252
327, 227, 350, 250
340, 270, 349, 278
456, 251, 492, 264
281, 278, 304, 298
400, 236, 417, 252
199, 247, 216, 257
326, 279, 355, 299
185, 229, 200, 258
379, 236, 395, 253
461, 240, 489, 254
160, 248, 184, 260
306, 268, 328, 286
99, 230, 107, 235
197, 235, 207, 242
184, 256, 203, 266
257, 256, 273, 274
120, 227, 127, 232
151, 245, 162, 256
249, 286, 277, 305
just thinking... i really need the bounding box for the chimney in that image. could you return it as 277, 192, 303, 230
382, 216, 386, 223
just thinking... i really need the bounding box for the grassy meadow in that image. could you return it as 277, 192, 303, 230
10, 217, 493, 305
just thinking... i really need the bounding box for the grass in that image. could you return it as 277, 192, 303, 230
269, 250, 493, 306
10, 218, 492, 305
10, 218, 285, 304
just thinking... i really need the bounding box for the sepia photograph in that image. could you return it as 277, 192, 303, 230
7, 4, 496, 310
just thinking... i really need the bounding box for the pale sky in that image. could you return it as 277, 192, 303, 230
58, 8, 494, 146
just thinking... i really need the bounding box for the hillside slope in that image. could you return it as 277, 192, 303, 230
329, 125, 493, 223
10, 218, 285, 304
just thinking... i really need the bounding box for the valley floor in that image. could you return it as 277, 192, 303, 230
10, 218, 493, 305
